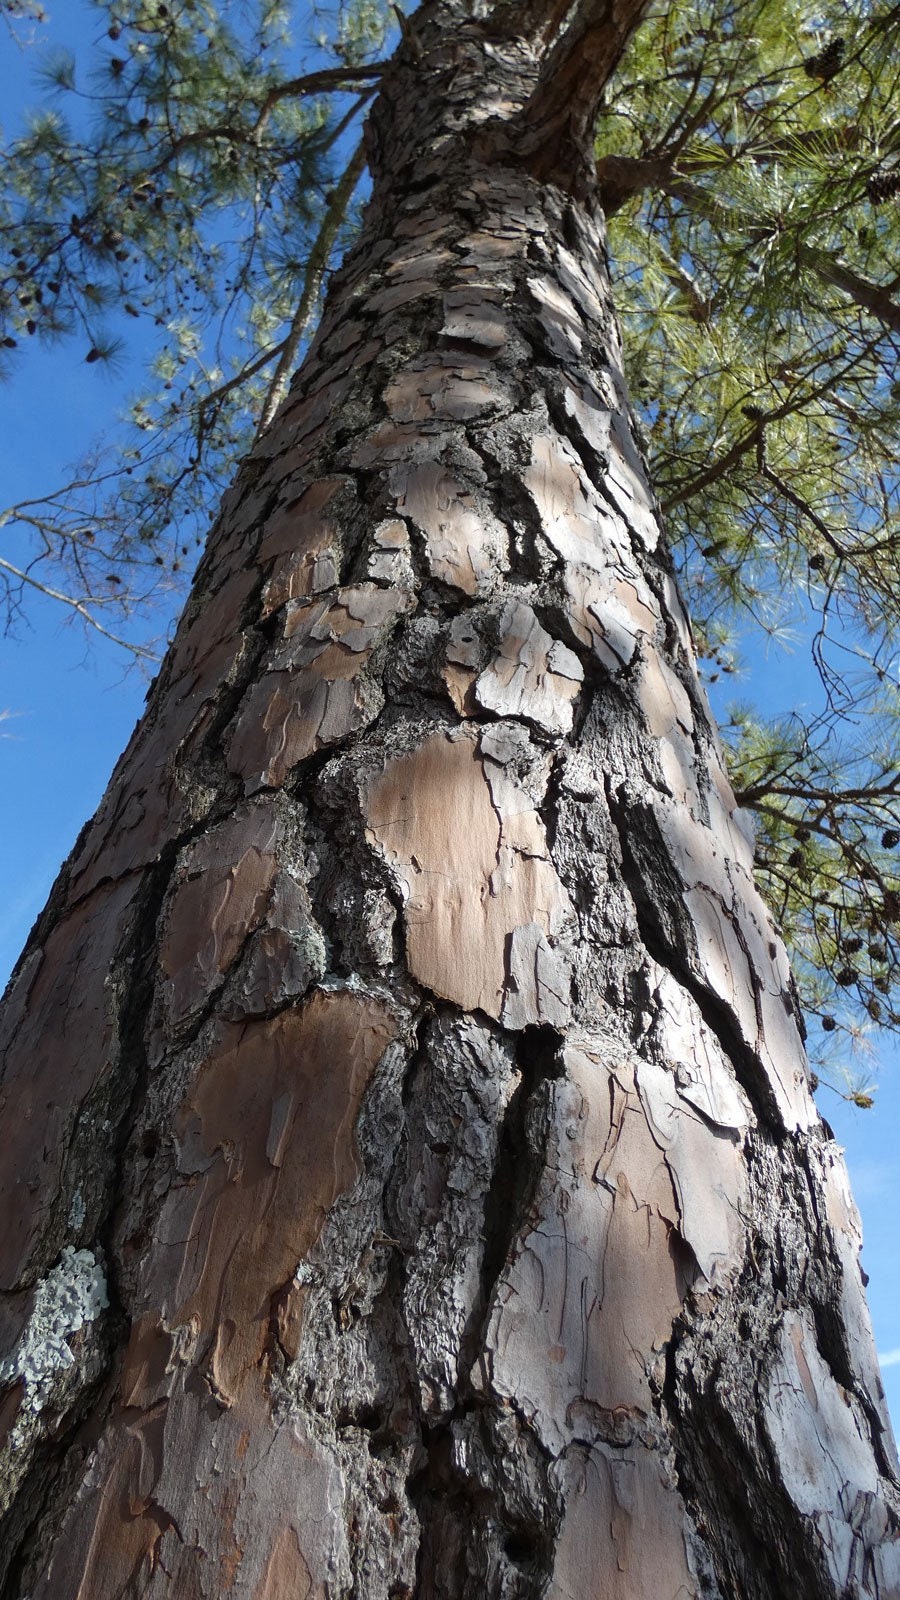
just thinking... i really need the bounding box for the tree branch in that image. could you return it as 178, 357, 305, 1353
252, 63, 384, 141
476, 0, 651, 196
524, 0, 652, 155
596, 154, 900, 336
197, 340, 287, 421
481, 0, 573, 46
0, 556, 159, 659
661, 335, 883, 512
255, 138, 367, 437
760, 463, 848, 559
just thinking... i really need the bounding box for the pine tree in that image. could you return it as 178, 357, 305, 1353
1, 0, 900, 1593
5, 0, 900, 1066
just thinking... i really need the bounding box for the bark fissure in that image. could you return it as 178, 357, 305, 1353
474, 1024, 565, 1350
606, 779, 781, 1127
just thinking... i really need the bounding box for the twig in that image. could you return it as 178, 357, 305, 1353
255, 138, 367, 437
760, 463, 848, 559
662, 333, 885, 511
0, 556, 160, 659
253, 63, 385, 140
197, 338, 288, 419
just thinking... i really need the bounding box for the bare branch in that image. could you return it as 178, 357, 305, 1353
0, 555, 160, 659
255, 138, 367, 438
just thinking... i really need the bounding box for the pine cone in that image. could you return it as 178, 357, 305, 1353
804, 37, 846, 80
883, 888, 900, 921
866, 169, 900, 205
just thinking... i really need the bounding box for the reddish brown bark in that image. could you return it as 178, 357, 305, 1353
1, 1, 898, 1595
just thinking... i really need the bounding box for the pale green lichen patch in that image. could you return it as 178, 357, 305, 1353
0, 1246, 108, 1416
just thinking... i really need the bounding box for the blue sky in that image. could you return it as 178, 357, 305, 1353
1, 0, 898, 1429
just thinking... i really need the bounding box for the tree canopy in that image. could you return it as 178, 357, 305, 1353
3, 0, 900, 1091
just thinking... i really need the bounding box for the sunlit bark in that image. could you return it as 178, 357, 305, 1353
1, 2, 898, 1594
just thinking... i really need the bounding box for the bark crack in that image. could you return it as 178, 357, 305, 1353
605, 775, 785, 1131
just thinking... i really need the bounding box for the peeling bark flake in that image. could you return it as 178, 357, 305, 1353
548, 1444, 697, 1599
227, 586, 414, 789
481, 1046, 689, 1445
763, 1310, 899, 1593
389, 462, 500, 595
26, 991, 395, 1598
158, 800, 282, 1028
365, 730, 569, 1022
69, 565, 258, 897
137, 990, 398, 1405
257, 477, 346, 617
0, 876, 141, 1289
474, 599, 583, 735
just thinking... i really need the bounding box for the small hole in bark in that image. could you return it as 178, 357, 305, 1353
380, 1491, 402, 1514
337, 1402, 383, 1432
504, 1529, 539, 1565
140, 1129, 160, 1159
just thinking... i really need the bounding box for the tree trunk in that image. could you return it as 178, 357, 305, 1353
1, 3, 898, 1595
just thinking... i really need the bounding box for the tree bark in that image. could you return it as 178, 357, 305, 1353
1, 2, 899, 1595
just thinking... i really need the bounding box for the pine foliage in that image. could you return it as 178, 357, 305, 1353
599, 0, 900, 1089
0, 0, 387, 645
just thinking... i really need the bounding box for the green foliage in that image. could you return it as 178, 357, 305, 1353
0, 0, 388, 643
600, 0, 900, 1088
722, 702, 900, 1089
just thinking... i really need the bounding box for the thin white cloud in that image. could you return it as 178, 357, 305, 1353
878, 1349, 900, 1368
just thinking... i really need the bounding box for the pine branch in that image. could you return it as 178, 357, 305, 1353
252, 63, 385, 141
596, 154, 900, 337
255, 138, 367, 437
760, 463, 848, 559
0, 554, 159, 659
661, 336, 883, 511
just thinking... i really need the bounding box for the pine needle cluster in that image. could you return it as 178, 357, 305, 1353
600, 0, 900, 1090
0, 0, 386, 646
